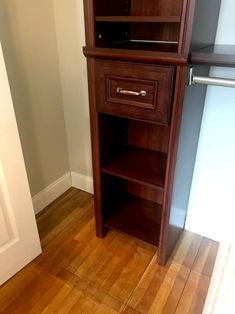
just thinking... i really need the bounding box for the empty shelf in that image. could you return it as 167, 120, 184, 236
104, 194, 162, 245
102, 146, 167, 189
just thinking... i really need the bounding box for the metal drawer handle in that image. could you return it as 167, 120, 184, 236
116, 87, 147, 97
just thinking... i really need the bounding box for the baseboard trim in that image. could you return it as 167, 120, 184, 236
71, 171, 94, 194
32, 172, 71, 214
33, 171, 94, 214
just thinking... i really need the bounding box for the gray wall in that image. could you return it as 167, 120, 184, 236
53, 1, 93, 179
0, 0, 69, 196
186, 0, 235, 241
0, 0, 92, 197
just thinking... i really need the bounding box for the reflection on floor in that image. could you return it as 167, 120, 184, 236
0, 188, 218, 313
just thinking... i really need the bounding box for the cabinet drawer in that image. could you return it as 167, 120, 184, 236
95, 60, 174, 124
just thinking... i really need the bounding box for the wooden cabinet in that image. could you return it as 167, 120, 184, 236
83, 0, 221, 265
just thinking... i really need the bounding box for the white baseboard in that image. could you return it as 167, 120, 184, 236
71, 171, 94, 194
32, 171, 93, 214
32, 172, 71, 214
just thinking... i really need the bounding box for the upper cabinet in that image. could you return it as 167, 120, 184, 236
94, 0, 184, 52
84, 0, 222, 62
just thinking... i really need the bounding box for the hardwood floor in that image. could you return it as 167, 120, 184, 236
0, 188, 218, 313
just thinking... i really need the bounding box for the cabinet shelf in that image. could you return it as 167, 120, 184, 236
104, 194, 162, 245
109, 40, 178, 52
102, 146, 167, 189
95, 16, 181, 23
83, 47, 188, 65
191, 44, 235, 67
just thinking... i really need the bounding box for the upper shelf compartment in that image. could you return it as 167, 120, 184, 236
94, 0, 184, 53
94, 0, 183, 17
95, 22, 181, 52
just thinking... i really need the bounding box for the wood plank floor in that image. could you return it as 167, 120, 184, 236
0, 188, 219, 313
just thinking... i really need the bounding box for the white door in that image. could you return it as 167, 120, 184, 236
0, 43, 42, 286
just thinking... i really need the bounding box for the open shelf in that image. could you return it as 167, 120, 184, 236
94, 0, 183, 52
191, 45, 235, 67
104, 194, 162, 245
95, 18, 181, 52
102, 146, 167, 189
95, 16, 181, 23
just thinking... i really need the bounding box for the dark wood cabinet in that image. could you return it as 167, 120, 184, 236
83, 0, 221, 265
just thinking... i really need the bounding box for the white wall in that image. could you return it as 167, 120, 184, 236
53, 1, 93, 180
0, 0, 70, 196
186, 0, 235, 241
0, 0, 92, 203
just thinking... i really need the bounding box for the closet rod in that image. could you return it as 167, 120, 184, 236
189, 67, 235, 88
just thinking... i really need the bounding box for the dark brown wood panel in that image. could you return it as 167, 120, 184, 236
131, 0, 184, 16
83, 47, 188, 65
85, 58, 103, 237
128, 120, 170, 154
99, 114, 127, 165
95, 60, 174, 124
102, 146, 167, 189
158, 65, 189, 265
127, 182, 164, 204
178, 0, 196, 53
94, 0, 131, 16
83, 0, 95, 46
104, 194, 162, 245
130, 23, 181, 43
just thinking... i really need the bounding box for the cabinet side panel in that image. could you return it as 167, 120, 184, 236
86, 58, 104, 237
191, 0, 221, 50
84, 1, 103, 236
83, 0, 95, 46
158, 66, 188, 265
164, 66, 209, 263
179, 0, 196, 53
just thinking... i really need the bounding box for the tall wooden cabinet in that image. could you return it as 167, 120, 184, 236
83, 0, 221, 265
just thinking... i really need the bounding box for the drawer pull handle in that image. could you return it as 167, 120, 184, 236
116, 87, 147, 97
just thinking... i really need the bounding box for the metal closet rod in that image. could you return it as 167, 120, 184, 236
189, 67, 235, 88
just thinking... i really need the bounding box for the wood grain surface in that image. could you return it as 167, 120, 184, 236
0, 188, 218, 313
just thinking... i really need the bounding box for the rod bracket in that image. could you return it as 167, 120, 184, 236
188, 67, 195, 86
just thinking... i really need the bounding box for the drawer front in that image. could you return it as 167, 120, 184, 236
95, 60, 174, 124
